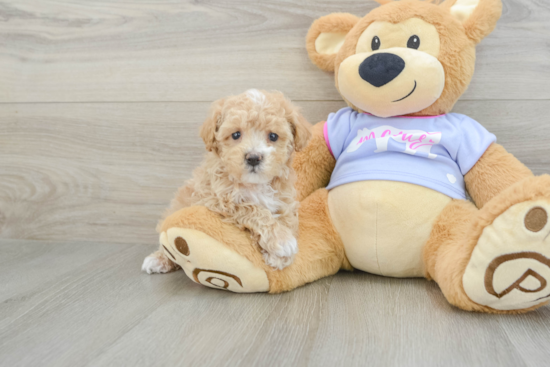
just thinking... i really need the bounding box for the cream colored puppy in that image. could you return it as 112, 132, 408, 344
142, 90, 311, 273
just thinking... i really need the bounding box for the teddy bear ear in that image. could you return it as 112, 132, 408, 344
306, 13, 360, 73
443, 0, 503, 44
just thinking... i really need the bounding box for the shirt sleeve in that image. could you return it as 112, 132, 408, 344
325, 107, 353, 160
456, 115, 497, 175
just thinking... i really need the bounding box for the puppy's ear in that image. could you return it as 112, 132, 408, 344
200, 98, 225, 153
445, 0, 502, 44
306, 13, 359, 72
286, 105, 312, 152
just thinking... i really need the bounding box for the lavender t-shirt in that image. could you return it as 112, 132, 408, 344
324, 107, 496, 199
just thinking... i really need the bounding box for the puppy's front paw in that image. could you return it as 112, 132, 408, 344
262, 251, 293, 270
274, 235, 298, 258
141, 253, 177, 274
261, 233, 298, 270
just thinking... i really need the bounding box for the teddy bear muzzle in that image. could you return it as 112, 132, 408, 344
337, 47, 445, 118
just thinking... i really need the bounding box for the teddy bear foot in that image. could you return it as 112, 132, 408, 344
159, 227, 270, 293
463, 200, 550, 311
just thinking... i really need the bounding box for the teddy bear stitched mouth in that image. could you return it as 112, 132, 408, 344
392, 80, 417, 102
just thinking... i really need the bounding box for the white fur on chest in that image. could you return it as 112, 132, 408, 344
236, 184, 281, 214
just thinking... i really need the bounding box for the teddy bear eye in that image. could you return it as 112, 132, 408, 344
407, 35, 420, 49
269, 133, 278, 142
371, 36, 381, 51
232, 132, 241, 140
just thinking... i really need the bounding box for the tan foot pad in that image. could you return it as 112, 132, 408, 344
463, 201, 550, 310
159, 228, 269, 293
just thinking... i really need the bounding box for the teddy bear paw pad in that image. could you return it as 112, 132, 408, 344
463, 201, 550, 311
159, 228, 269, 293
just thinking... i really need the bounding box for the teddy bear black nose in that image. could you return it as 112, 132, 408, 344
359, 53, 406, 87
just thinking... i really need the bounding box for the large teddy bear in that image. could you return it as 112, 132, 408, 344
158, 0, 550, 313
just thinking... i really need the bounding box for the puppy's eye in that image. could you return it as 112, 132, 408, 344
371, 36, 381, 51
407, 35, 420, 49
231, 132, 241, 140
269, 133, 278, 142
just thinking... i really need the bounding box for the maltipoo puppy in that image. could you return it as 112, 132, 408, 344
142, 89, 311, 273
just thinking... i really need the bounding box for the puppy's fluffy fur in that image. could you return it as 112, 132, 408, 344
142, 90, 311, 273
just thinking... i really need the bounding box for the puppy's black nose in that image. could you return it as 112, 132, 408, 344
359, 53, 405, 87
245, 154, 262, 167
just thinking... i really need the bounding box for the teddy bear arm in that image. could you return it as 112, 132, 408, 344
464, 143, 534, 208
293, 122, 336, 201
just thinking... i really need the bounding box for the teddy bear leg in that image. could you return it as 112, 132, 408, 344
157, 188, 348, 293
267, 188, 350, 293
424, 175, 550, 313
158, 206, 271, 293
423, 199, 486, 311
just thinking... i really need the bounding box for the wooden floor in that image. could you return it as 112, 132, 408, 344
1, 0, 550, 366
2, 240, 550, 367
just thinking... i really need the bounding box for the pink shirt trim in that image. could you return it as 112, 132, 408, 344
362, 112, 445, 119
323, 122, 334, 157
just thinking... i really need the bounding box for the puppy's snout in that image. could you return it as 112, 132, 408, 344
245, 153, 262, 167
359, 53, 405, 87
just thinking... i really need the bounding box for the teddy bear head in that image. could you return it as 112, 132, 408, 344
306, 0, 502, 117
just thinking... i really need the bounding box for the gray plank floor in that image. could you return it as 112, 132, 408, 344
1, 239, 550, 367
2, 0, 550, 366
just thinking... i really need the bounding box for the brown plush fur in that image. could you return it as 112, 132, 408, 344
465, 143, 534, 208
423, 199, 483, 310
268, 188, 352, 293
459, 0, 503, 44
293, 122, 335, 201
424, 175, 550, 313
